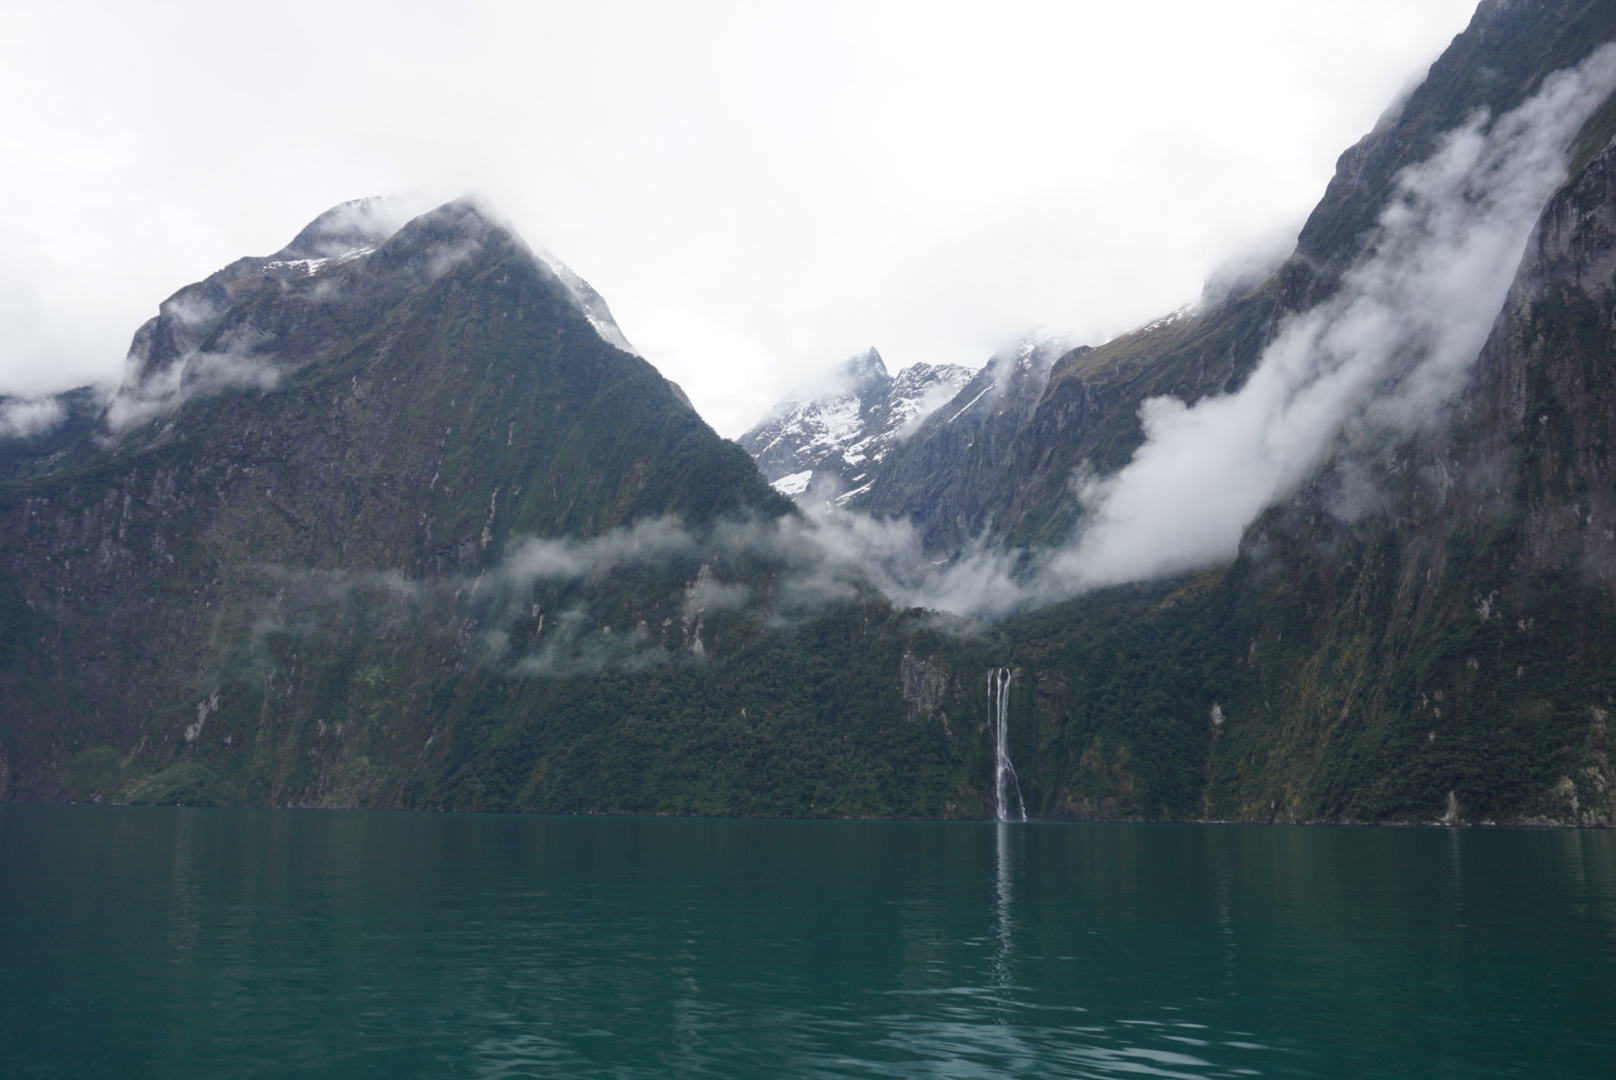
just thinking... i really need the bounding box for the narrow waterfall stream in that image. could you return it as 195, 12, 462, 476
988, 668, 1027, 822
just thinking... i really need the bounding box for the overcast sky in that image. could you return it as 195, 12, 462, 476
2, 0, 1478, 436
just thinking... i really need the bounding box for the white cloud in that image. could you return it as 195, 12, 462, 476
504, 32, 1616, 632
753, 40, 1616, 621
0, 396, 67, 440
105, 346, 283, 433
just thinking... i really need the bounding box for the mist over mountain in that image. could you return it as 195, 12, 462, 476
5, 0, 1616, 826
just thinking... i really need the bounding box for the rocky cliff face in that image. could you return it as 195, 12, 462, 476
843, 334, 1075, 555
737, 349, 971, 499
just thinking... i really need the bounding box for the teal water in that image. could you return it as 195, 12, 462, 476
1, 807, 1613, 1078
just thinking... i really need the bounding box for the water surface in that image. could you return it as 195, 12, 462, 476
2, 805, 1612, 1078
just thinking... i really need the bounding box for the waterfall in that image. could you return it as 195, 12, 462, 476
989, 667, 1027, 822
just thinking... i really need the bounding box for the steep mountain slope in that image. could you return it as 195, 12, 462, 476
1192, 127, 1616, 827
843, 333, 1078, 555
0, 200, 987, 815
737, 349, 971, 498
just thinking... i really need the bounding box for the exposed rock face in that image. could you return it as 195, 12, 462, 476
845, 333, 1078, 555
736, 348, 971, 498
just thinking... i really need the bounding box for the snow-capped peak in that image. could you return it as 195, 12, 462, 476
737, 349, 974, 499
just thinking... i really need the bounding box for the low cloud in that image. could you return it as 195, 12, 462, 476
510, 610, 672, 677
0, 395, 68, 440
291, 196, 421, 259
107, 344, 283, 433
891, 376, 971, 441
500, 517, 698, 583
243, 512, 886, 678
1199, 225, 1299, 311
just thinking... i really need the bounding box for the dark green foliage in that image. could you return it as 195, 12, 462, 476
991, 576, 1237, 821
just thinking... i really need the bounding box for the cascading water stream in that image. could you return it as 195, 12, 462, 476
989, 667, 1027, 822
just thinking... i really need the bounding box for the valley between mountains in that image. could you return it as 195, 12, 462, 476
5, 0, 1616, 826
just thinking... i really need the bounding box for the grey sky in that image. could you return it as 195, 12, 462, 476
2, 0, 1476, 436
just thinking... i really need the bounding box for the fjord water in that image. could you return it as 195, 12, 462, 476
2, 807, 1613, 1079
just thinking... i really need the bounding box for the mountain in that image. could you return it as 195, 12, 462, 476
7, 0, 1616, 826
736, 348, 972, 499
0, 198, 984, 816
843, 1, 1616, 564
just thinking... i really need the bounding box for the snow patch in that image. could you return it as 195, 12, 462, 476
834, 481, 874, 505
774, 470, 814, 496
948, 385, 993, 423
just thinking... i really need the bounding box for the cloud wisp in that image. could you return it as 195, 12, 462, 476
247, 512, 892, 679
107, 343, 285, 434
0, 395, 69, 440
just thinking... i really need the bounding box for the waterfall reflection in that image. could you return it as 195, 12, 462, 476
167, 808, 199, 956
993, 820, 1014, 992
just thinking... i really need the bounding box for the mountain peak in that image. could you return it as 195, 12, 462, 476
108, 196, 639, 432
363, 197, 519, 279
273, 196, 415, 261
841, 347, 889, 389
738, 351, 973, 499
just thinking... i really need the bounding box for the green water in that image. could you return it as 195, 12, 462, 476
1, 806, 1612, 1078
